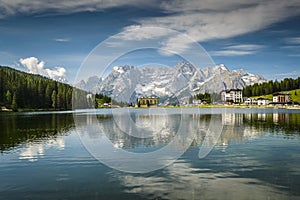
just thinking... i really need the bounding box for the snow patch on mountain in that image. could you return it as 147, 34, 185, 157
77, 62, 266, 104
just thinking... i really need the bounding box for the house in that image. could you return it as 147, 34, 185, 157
137, 97, 158, 107
244, 98, 252, 105
244, 97, 258, 105
192, 99, 202, 105
221, 89, 243, 104
272, 93, 291, 103
257, 98, 269, 106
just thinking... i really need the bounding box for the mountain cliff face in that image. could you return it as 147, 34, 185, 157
77, 62, 266, 104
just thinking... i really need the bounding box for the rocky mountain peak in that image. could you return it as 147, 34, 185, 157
76, 61, 266, 104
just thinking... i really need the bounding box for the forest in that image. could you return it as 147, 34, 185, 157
0, 66, 110, 111
243, 77, 300, 97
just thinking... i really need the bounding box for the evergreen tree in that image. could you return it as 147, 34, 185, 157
45, 84, 52, 108
5, 90, 12, 106
243, 76, 300, 97
11, 93, 17, 111
51, 90, 57, 109
0, 66, 86, 110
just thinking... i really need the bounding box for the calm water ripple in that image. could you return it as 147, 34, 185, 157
1, 108, 300, 199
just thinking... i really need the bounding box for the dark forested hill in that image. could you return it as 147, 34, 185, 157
0, 66, 74, 111
0, 66, 112, 111
243, 77, 300, 97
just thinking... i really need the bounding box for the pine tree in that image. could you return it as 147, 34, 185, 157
51, 90, 57, 109
45, 84, 52, 108
5, 90, 12, 106
11, 92, 17, 111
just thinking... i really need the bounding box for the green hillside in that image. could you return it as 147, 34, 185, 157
0, 66, 98, 111
0, 66, 112, 111
243, 77, 300, 97
243, 76, 300, 103
0, 66, 73, 111
290, 89, 300, 103
253, 89, 300, 103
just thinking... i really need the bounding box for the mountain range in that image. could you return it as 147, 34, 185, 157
77, 62, 266, 104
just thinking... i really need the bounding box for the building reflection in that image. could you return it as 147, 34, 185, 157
79, 111, 300, 150
96, 113, 202, 149
273, 112, 289, 124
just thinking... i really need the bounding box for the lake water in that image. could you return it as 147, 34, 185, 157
1, 108, 300, 199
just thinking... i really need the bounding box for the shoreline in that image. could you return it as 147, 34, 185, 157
1, 104, 300, 113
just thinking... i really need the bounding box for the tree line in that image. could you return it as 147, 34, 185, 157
189, 92, 221, 104
243, 77, 300, 97
193, 93, 212, 103
0, 66, 111, 111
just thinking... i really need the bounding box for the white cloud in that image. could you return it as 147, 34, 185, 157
224, 44, 265, 51
275, 71, 299, 76
54, 38, 70, 42
210, 44, 264, 56
0, 0, 155, 18
1, 0, 300, 55
117, 0, 300, 54
115, 25, 172, 41
210, 50, 254, 56
274, 70, 300, 79
281, 45, 300, 49
285, 37, 300, 44
19, 57, 66, 80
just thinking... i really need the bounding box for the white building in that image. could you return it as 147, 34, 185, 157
244, 98, 260, 105
272, 93, 291, 103
221, 89, 243, 104
192, 99, 202, 105
257, 98, 269, 105
244, 98, 252, 105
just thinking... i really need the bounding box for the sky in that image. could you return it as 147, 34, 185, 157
0, 0, 300, 82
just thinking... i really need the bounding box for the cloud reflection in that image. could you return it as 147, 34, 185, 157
19, 137, 65, 162
117, 161, 297, 200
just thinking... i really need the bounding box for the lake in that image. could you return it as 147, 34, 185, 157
1, 108, 300, 199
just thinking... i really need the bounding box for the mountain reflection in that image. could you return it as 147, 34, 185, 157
87, 111, 300, 150
93, 113, 214, 150
1, 110, 300, 153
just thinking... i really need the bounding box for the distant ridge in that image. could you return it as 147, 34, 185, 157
77, 61, 266, 104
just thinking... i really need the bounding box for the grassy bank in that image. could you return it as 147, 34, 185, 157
251, 89, 300, 103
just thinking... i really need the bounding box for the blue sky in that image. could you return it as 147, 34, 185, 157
0, 0, 299, 82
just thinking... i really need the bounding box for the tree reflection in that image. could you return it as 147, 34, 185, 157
0, 113, 74, 152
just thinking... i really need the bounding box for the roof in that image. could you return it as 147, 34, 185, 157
137, 97, 158, 99
273, 93, 290, 96
221, 89, 242, 93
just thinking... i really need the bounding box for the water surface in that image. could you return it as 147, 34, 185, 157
1, 108, 300, 199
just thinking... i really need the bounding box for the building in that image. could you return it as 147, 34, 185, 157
257, 98, 269, 106
137, 97, 158, 107
244, 98, 252, 105
244, 98, 259, 105
192, 99, 202, 105
221, 89, 243, 104
272, 93, 291, 103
